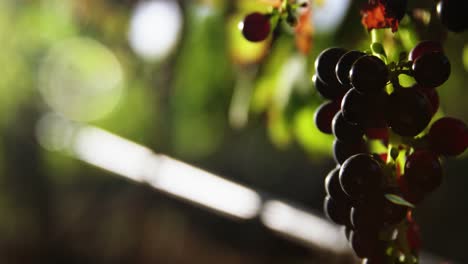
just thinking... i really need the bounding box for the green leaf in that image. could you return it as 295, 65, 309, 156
370, 42, 387, 60
399, 51, 408, 62
385, 194, 415, 208
390, 147, 400, 161
398, 73, 416, 88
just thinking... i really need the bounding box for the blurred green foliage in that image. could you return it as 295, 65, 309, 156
0, 0, 466, 163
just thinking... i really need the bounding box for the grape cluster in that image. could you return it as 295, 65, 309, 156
314, 42, 468, 262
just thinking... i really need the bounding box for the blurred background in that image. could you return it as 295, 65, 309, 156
0, 0, 467, 263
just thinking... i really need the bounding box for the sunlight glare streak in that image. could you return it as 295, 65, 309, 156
73, 126, 153, 182
62, 120, 261, 219
37, 117, 351, 248
261, 200, 348, 252
143, 156, 262, 219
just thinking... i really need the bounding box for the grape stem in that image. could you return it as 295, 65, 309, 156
371, 35, 420, 263
371, 28, 385, 44
266, 0, 304, 27
397, 222, 415, 264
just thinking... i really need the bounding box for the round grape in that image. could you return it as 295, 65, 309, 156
350, 206, 382, 237
408, 40, 444, 61
325, 167, 350, 202
333, 139, 368, 165
240, 12, 271, 42
437, 0, 468, 33
350, 55, 389, 94
416, 85, 440, 116
385, 88, 432, 137
428, 117, 468, 156
398, 175, 426, 204
315, 48, 348, 86
332, 111, 364, 142
341, 89, 365, 125
349, 231, 379, 259
339, 154, 383, 200
351, 193, 407, 234
323, 196, 352, 226
314, 101, 340, 134
412, 52, 450, 88
405, 150, 443, 193
312, 74, 346, 100
341, 88, 388, 129
335, 50, 366, 88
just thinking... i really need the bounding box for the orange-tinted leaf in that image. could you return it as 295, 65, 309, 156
258, 0, 282, 8
295, 7, 313, 54
361, 0, 399, 32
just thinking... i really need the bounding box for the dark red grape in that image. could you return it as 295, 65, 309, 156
428, 117, 468, 156
405, 150, 443, 193
408, 40, 443, 61
314, 101, 340, 134
315, 48, 348, 86
323, 196, 352, 226
341, 88, 388, 129
241, 12, 271, 42
341, 89, 365, 125
385, 88, 432, 137
349, 231, 379, 258
350, 55, 389, 94
335, 50, 366, 88
312, 74, 346, 100
397, 175, 426, 204
350, 206, 382, 237
325, 167, 351, 202
415, 85, 440, 116
332, 111, 364, 142
351, 193, 407, 235
339, 154, 383, 200
333, 139, 368, 165
412, 52, 450, 88
437, 0, 468, 33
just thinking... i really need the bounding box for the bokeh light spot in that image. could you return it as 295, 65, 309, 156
312, 0, 351, 33
128, 0, 183, 61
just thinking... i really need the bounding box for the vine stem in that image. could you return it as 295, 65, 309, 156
370, 29, 419, 264
371, 29, 385, 44
397, 222, 415, 264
